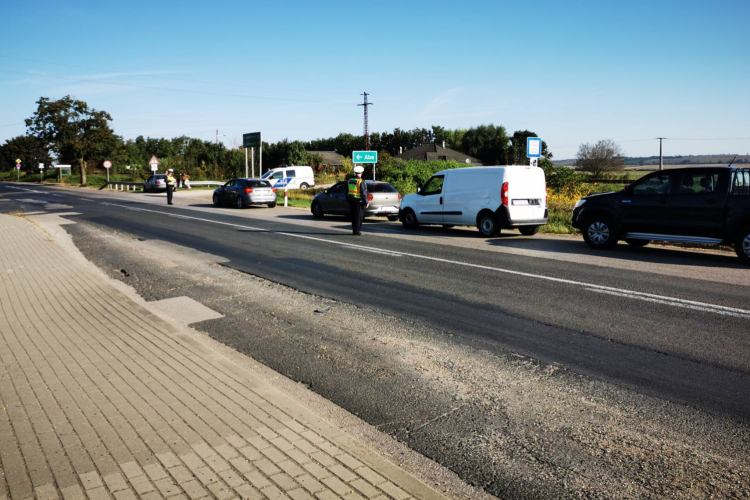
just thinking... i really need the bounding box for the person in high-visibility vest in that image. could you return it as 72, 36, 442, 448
165, 169, 176, 205
347, 166, 369, 235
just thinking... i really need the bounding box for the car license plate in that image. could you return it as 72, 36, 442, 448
512, 199, 540, 206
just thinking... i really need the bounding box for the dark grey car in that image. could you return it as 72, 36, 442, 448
213, 178, 277, 208
311, 180, 401, 221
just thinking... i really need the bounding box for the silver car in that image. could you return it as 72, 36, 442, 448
213, 178, 277, 208
311, 180, 401, 221
144, 174, 167, 192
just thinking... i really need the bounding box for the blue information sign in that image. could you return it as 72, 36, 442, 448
526, 137, 542, 158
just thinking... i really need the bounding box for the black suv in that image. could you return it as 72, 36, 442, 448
571, 167, 750, 264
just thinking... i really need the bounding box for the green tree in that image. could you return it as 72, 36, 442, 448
460, 124, 510, 165
509, 130, 552, 165
0, 135, 53, 174
288, 141, 309, 166
25, 96, 116, 186
575, 139, 625, 181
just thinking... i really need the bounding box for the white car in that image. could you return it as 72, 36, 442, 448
261, 166, 315, 190
399, 166, 548, 237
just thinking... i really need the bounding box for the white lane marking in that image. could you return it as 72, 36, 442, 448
588, 289, 750, 319
101, 202, 750, 318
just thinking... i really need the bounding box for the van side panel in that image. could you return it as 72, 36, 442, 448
443, 171, 501, 226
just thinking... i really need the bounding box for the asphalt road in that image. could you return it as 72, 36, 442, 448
2, 181, 750, 498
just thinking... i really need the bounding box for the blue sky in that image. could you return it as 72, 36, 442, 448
1, 0, 749, 159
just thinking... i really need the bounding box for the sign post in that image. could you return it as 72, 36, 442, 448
526, 137, 542, 167
15, 159, 21, 181
352, 151, 378, 180
103, 160, 112, 183
39, 163, 44, 183
243, 132, 261, 177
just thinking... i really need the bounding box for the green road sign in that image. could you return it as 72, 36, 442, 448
352, 151, 377, 163
243, 132, 261, 148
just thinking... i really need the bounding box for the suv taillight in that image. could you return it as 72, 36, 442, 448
501, 182, 509, 206
245, 188, 253, 194
367, 194, 373, 202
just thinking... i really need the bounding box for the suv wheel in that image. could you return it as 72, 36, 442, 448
583, 216, 618, 249
477, 213, 499, 237
311, 202, 324, 218
735, 226, 750, 265
402, 209, 419, 229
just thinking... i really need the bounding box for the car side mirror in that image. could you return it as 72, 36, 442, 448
416, 185, 422, 194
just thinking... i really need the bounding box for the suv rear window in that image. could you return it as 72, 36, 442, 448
732, 170, 750, 196
678, 172, 719, 194
367, 183, 398, 193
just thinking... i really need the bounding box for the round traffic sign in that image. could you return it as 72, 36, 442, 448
103, 160, 112, 169
15, 158, 21, 163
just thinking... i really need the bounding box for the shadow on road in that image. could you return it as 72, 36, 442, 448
488, 236, 744, 269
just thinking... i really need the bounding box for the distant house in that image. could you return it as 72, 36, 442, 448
394, 143, 482, 165
308, 151, 345, 167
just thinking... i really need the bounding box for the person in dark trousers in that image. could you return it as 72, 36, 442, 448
165, 168, 176, 205
347, 166, 369, 235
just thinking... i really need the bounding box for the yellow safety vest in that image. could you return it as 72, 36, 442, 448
166, 174, 176, 186
348, 178, 362, 198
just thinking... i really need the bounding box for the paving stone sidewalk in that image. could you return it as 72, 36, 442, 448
0, 214, 448, 500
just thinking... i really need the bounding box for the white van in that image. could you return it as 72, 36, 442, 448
261, 166, 315, 190
399, 166, 547, 237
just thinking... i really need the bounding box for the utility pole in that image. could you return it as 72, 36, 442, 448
656, 137, 666, 170
215, 129, 225, 145
358, 92, 373, 151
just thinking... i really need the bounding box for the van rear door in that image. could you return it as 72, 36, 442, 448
505, 166, 547, 224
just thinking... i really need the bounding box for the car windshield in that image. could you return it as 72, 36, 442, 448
367, 183, 398, 193
261, 171, 272, 179
155, 174, 166, 179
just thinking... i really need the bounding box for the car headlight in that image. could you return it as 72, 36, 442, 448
574, 199, 586, 209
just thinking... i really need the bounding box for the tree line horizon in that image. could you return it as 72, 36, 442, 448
1, 95, 633, 185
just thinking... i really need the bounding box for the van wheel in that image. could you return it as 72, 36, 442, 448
735, 226, 750, 265
519, 226, 539, 236
212, 194, 219, 206
583, 215, 618, 250
477, 212, 499, 237
402, 209, 419, 229
625, 238, 650, 247
311, 202, 324, 218
300, 183, 309, 190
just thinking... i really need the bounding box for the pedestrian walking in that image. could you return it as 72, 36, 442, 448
182, 172, 191, 189
347, 166, 369, 235
166, 168, 176, 205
